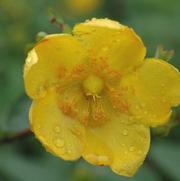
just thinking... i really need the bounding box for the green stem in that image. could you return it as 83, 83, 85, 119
0, 128, 32, 145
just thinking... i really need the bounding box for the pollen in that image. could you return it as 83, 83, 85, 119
59, 100, 77, 118
106, 85, 130, 113
91, 102, 106, 126
69, 64, 86, 80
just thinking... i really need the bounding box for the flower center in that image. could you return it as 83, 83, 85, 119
83, 75, 104, 97
57, 65, 129, 128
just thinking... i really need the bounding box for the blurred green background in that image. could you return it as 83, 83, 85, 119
0, 0, 180, 180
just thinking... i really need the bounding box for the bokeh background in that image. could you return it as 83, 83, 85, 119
0, 0, 180, 180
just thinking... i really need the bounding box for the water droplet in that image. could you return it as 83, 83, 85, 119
144, 111, 148, 115
37, 86, 46, 98
137, 150, 142, 155
140, 103, 145, 108
129, 117, 133, 121
55, 138, 64, 148
102, 47, 108, 52
54, 126, 61, 133
129, 146, 135, 152
161, 83, 165, 87
121, 143, 125, 147
122, 129, 128, 136
124, 151, 128, 154
60, 147, 67, 154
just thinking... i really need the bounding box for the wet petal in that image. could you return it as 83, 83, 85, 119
24, 34, 86, 99
82, 114, 150, 176
120, 58, 180, 127
73, 18, 146, 75
30, 88, 84, 160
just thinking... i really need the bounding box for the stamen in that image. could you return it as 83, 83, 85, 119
106, 84, 130, 113
69, 64, 86, 80
57, 62, 124, 128
59, 99, 77, 118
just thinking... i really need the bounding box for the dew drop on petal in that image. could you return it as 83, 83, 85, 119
144, 111, 148, 115
129, 146, 135, 152
54, 138, 65, 148
122, 129, 128, 136
102, 46, 108, 52
60, 147, 67, 154
37, 86, 47, 98
129, 117, 133, 121
140, 103, 145, 108
54, 126, 61, 133
137, 150, 142, 155
135, 105, 139, 110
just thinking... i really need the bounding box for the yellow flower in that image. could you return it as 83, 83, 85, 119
24, 18, 180, 177
65, 0, 102, 16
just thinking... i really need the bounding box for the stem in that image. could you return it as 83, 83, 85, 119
0, 128, 32, 145
50, 16, 65, 32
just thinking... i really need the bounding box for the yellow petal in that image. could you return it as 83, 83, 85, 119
82, 114, 150, 177
73, 18, 146, 75
120, 58, 180, 127
30, 88, 84, 160
24, 34, 86, 99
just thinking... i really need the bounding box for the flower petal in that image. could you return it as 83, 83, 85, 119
73, 18, 146, 75
30, 88, 84, 160
82, 114, 150, 177
120, 58, 180, 127
24, 34, 86, 99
